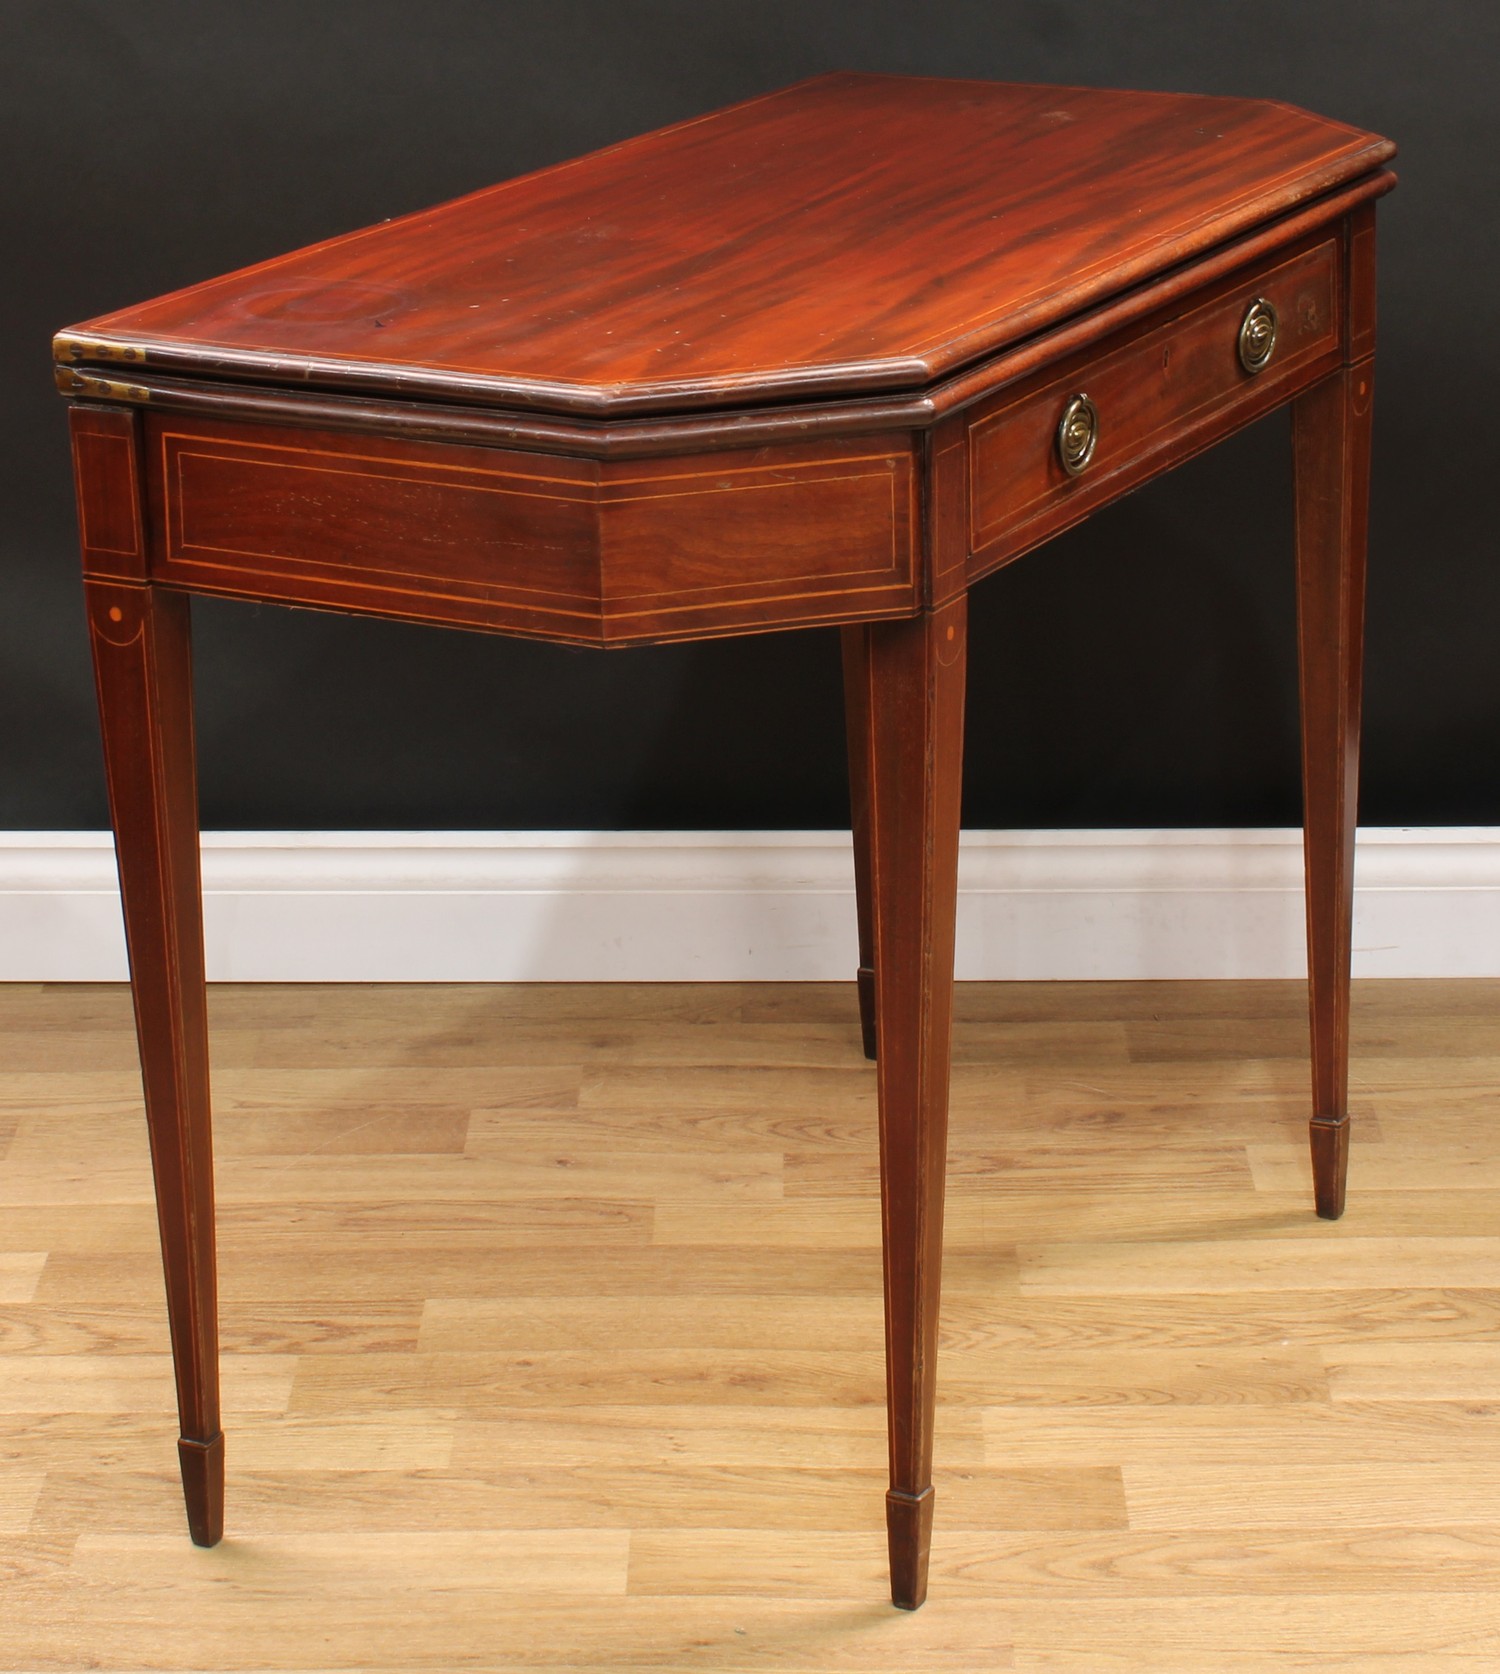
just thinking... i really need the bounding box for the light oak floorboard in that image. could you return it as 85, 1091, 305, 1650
0, 1252, 45, 1302
3, 976, 1499, 1672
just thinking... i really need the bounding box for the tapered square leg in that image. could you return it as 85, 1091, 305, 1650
1293, 361, 1374, 1221
85, 580, 223, 1543
841, 624, 878, 1060
857, 596, 966, 1609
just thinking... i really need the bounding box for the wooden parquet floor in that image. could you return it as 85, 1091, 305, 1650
4, 977, 1500, 1671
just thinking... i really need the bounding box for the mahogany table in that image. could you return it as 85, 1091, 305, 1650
56, 73, 1395, 1609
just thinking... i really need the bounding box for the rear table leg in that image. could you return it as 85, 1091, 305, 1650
841, 624, 879, 1060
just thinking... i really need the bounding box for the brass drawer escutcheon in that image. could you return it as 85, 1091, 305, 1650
1057, 393, 1099, 477
1238, 297, 1278, 373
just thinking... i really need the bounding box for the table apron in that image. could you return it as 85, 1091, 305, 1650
67, 213, 1367, 642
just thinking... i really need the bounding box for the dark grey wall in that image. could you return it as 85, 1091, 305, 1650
3, 0, 1494, 830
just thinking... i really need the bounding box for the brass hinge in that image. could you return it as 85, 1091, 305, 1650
53, 334, 148, 366
54, 366, 150, 402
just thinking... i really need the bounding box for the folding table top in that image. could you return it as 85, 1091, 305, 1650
56, 72, 1394, 419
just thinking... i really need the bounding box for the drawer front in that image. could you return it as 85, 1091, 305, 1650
968, 237, 1341, 561
146, 416, 918, 643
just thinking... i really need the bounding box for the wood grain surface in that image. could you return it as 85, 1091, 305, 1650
3, 977, 1498, 1670
55, 73, 1393, 416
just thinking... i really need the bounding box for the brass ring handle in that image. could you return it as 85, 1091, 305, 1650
1238, 297, 1278, 373
1056, 393, 1099, 477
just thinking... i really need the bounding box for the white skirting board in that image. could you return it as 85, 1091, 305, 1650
0, 827, 1495, 983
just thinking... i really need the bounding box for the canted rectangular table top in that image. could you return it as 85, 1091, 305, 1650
56, 72, 1392, 419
